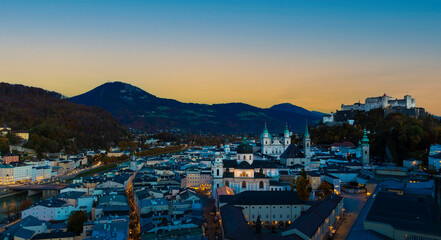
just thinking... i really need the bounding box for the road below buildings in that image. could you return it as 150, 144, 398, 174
202, 196, 219, 240
332, 192, 367, 240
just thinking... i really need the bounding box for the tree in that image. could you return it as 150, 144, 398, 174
318, 181, 334, 197
6, 133, 21, 145
0, 137, 10, 155
117, 141, 138, 151
19, 198, 34, 211
295, 169, 311, 201
67, 211, 88, 236
2, 202, 17, 219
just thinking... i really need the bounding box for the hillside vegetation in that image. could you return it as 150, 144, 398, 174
0, 83, 129, 155
311, 109, 441, 165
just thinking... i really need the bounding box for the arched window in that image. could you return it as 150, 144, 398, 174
259, 168, 263, 174
249, 155, 252, 160
225, 180, 229, 187
307, 143, 310, 148
259, 181, 264, 189
216, 169, 219, 176
243, 155, 246, 160
242, 181, 247, 188
238, 156, 240, 160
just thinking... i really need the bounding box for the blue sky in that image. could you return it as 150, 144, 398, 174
1, 1, 441, 114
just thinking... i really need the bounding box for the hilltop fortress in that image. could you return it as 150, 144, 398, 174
324, 94, 425, 124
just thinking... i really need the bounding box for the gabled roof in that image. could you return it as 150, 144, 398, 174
365, 191, 441, 236
284, 195, 343, 238
32, 232, 75, 240
280, 144, 304, 159
222, 191, 304, 205
220, 204, 254, 239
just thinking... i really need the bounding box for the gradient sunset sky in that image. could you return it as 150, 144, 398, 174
1, 1, 441, 114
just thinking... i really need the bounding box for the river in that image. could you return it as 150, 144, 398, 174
0, 190, 58, 221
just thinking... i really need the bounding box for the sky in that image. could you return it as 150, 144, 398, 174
1, 1, 441, 114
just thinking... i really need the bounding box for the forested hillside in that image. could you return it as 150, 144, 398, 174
311, 109, 441, 165
0, 83, 129, 154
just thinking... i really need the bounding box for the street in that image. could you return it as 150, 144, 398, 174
202, 195, 219, 240
332, 192, 367, 240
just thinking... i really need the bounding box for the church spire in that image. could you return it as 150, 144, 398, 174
304, 120, 310, 138
263, 122, 269, 134
361, 128, 369, 145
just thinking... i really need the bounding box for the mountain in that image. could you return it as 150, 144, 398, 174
0, 83, 128, 153
270, 103, 325, 118
70, 82, 322, 134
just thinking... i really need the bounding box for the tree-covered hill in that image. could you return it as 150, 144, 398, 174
0, 83, 129, 154
311, 109, 441, 165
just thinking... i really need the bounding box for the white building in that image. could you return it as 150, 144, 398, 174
22, 199, 78, 221
0, 164, 33, 184
212, 139, 281, 197
260, 124, 291, 158
429, 153, 441, 172
219, 191, 311, 226
32, 166, 52, 181
429, 144, 441, 156
341, 94, 415, 112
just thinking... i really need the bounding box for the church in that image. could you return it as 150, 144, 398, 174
212, 138, 284, 197
260, 123, 291, 158
280, 124, 312, 167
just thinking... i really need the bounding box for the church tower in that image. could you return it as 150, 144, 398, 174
213, 152, 223, 179
237, 137, 254, 165
212, 152, 224, 197
283, 123, 291, 148
261, 123, 271, 155
303, 122, 311, 159
224, 139, 230, 154
361, 129, 370, 166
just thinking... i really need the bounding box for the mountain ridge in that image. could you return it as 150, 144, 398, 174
69, 81, 323, 133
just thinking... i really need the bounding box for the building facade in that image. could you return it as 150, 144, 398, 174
212, 139, 280, 197
260, 124, 291, 158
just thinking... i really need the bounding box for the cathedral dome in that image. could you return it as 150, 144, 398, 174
237, 138, 254, 154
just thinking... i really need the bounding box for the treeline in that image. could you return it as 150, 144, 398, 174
0, 83, 129, 155
312, 109, 441, 165
135, 145, 186, 157
310, 123, 363, 145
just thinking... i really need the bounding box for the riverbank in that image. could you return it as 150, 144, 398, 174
76, 163, 117, 178
0, 190, 27, 200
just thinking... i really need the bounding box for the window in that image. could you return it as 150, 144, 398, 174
242, 181, 246, 188
243, 155, 246, 160
216, 169, 219, 176
225, 180, 229, 187
259, 181, 264, 189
